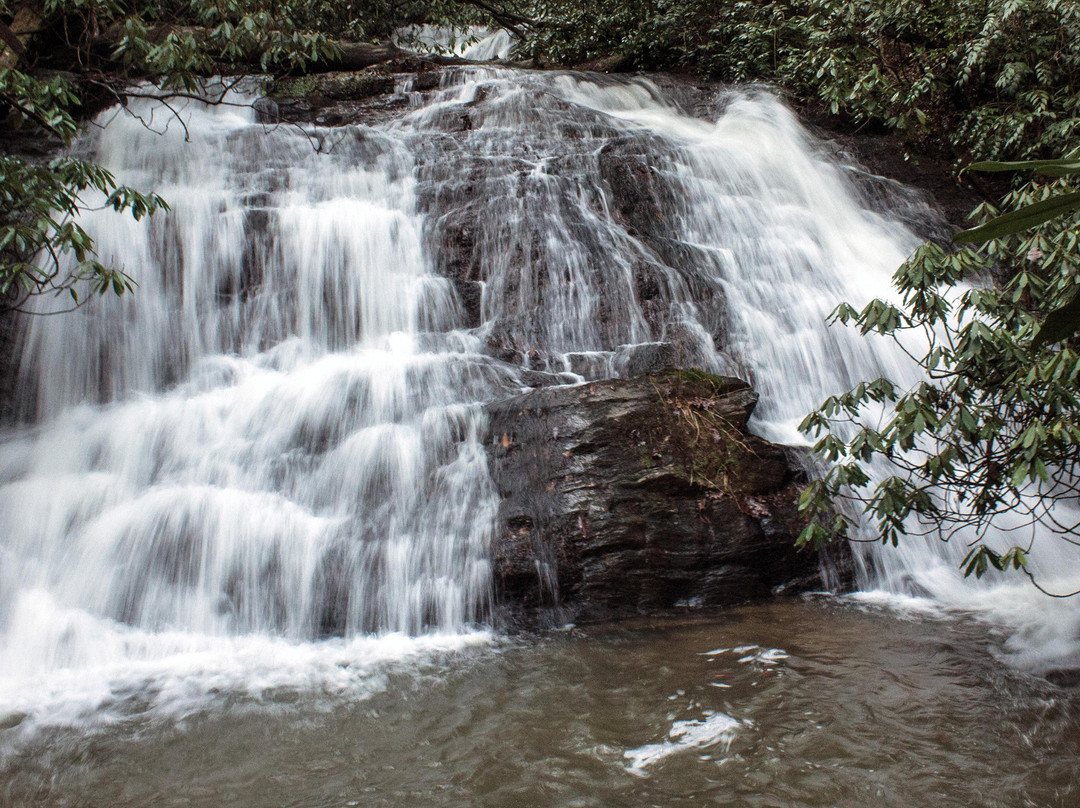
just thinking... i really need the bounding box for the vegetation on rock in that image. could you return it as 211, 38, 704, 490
487, 371, 823, 623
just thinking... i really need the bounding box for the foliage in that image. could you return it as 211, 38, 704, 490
0, 0, 353, 311
518, 0, 1080, 162
796, 158, 1080, 591
0, 153, 165, 307
0, 59, 166, 309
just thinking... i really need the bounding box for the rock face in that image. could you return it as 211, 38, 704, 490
487, 369, 833, 626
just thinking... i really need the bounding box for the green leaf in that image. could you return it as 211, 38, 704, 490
1034, 290, 1080, 346
967, 159, 1080, 177
1010, 461, 1030, 488
953, 192, 1080, 243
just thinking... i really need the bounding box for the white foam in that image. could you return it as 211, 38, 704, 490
737, 647, 789, 666
624, 711, 746, 774
0, 618, 491, 754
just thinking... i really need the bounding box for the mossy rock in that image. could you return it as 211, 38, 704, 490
485, 369, 831, 627
668, 367, 738, 396
269, 74, 319, 99
635, 370, 761, 495
269, 71, 395, 101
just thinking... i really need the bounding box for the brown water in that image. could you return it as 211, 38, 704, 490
2, 598, 1077, 808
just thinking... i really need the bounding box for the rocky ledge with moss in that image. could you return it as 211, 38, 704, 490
486, 368, 845, 627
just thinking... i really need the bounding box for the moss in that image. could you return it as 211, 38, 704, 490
675, 417, 743, 491
269, 75, 319, 99
668, 367, 730, 395
321, 73, 388, 100
269, 71, 396, 102
632, 369, 755, 492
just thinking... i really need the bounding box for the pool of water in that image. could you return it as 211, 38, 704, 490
2, 598, 1077, 808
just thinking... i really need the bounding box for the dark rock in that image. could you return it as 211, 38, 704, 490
409, 71, 443, 92
428, 205, 482, 286
252, 96, 280, 125
266, 69, 407, 127
486, 368, 837, 627
0, 306, 20, 425
269, 70, 397, 105
332, 42, 401, 72
1045, 668, 1080, 688
451, 278, 484, 328
318, 72, 396, 102
597, 139, 672, 240
574, 54, 635, 74
615, 342, 680, 376
0, 711, 28, 731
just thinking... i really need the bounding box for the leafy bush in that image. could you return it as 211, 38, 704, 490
521, 0, 1080, 162
797, 160, 1080, 590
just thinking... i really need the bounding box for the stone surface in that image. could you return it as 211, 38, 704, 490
0, 304, 19, 425
486, 369, 838, 627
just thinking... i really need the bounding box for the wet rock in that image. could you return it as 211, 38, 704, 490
615, 342, 680, 376
1045, 668, 1080, 688
486, 368, 838, 626
252, 96, 280, 125
408, 71, 443, 92
574, 54, 635, 74
266, 69, 405, 126
316, 72, 396, 102
597, 139, 672, 239
451, 277, 484, 328
0, 711, 27, 731
0, 306, 20, 425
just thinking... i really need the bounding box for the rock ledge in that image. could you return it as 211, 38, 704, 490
487, 369, 834, 627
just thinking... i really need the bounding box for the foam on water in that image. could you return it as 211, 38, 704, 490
0, 609, 492, 757
624, 710, 746, 774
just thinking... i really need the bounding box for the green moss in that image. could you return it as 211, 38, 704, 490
321, 73, 389, 100
633, 370, 754, 491
269, 75, 319, 99
668, 367, 730, 395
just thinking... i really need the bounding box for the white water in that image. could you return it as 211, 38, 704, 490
394, 25, 517, 61
2, 68, 1079, 743
2, 83, 512, 742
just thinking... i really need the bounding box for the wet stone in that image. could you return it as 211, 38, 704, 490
0, 712, 27, 731
1045, 668, 1080, 688
486, 369, 842, 628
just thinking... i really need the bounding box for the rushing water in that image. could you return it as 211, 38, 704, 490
1, 67, 1079, 796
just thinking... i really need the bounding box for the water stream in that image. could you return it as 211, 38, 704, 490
1, 68, 1078, 800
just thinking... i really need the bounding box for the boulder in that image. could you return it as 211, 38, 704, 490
487, 368, 838, 627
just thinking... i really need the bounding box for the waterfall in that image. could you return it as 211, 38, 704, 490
2, 68, 1078, 735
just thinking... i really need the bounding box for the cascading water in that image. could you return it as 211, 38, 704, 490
1, 80, 513, 734
2, 67, 1079, 750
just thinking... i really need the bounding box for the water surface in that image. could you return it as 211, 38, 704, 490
3, 599, 1076, 807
